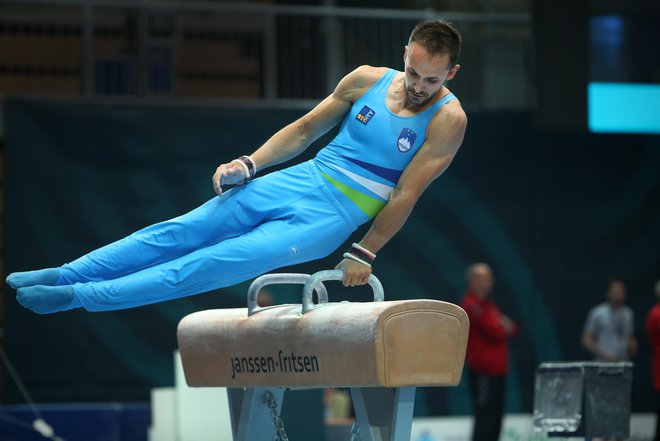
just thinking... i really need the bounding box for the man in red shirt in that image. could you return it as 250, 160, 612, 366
646, 280, 660, 441
461, 263, 517, 441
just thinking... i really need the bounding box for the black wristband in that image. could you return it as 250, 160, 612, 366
346, 245, 375, 265
237, 155, 256, 180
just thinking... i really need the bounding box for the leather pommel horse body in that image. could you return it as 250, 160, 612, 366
177, 270, 469, 441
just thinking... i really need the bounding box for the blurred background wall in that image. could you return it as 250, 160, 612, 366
0, 0, 658, 426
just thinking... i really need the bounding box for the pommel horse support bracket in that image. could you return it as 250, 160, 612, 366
177, 270, 470, 441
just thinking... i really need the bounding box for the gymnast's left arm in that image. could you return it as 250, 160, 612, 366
337, 104, 467, 286
212, 67, 374, 196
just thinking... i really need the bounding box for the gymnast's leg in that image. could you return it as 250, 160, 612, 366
14, 161, 358, 313
6, 185, 268, 290
17, 200, 354, 313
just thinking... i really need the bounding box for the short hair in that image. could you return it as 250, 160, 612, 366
408, 20, 462, 67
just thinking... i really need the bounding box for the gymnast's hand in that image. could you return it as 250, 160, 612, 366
335, 258, 372, 287
212, 162, 247, 196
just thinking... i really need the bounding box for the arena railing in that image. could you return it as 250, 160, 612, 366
0, 0, 532, 109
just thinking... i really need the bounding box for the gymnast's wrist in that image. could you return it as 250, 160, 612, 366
231, 155, 257, 184
344, 243, 376, 267
343, 252, 371, 268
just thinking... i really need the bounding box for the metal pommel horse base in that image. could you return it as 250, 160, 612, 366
177, 270, 470, 441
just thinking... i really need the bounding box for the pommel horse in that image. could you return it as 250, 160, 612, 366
177, 270, 469, 441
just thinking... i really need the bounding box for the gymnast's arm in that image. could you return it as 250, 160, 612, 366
338, 100, 467, 286
212, 66, 382, 194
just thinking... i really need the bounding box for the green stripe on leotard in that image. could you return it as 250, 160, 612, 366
320, 172, 386, 219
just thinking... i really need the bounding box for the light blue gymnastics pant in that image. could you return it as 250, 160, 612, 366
59, 161, 358, 311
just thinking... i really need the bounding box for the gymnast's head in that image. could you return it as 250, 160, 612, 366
403, 20, 462, 107
466, 262, 494, 299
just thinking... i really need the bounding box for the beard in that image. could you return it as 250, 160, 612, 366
406, 87, 440, 108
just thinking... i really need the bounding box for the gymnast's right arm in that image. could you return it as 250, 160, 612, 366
212, 66, 379, 195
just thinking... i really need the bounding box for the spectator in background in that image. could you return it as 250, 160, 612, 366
582, 277, 638, 361
461, 263, 517, 441
646, 279, 660, 441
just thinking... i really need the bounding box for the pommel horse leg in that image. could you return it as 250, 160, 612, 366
351, 387, 416, 441
227, 386, 415, 441
227, 387, 285, 441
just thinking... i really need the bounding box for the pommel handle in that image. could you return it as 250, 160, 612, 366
247, 273, 328, 316
302, 269, 384, 314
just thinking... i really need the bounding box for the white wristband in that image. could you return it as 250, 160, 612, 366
343, 252, 372, 268
352, 242, 376, 260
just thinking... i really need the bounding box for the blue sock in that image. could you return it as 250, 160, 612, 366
16, 285, 77, 314
6, 268, 61, 289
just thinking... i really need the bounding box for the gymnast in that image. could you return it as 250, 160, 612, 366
6, 20, 467, 314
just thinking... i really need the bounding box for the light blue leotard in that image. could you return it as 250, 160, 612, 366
315, 68, 456, 224
58, 69, 457, 311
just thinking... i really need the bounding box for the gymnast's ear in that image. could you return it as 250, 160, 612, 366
447, 64, 460, 81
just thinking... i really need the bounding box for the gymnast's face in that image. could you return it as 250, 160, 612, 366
403, 42, 460, 108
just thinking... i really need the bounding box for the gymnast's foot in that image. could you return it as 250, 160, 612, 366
6, 268, 61, 289
16, 285, 77, 314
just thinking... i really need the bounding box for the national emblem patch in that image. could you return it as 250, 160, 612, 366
397, 128, 417, 152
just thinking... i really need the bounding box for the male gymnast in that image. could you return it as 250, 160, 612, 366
7, 20, 467, 314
